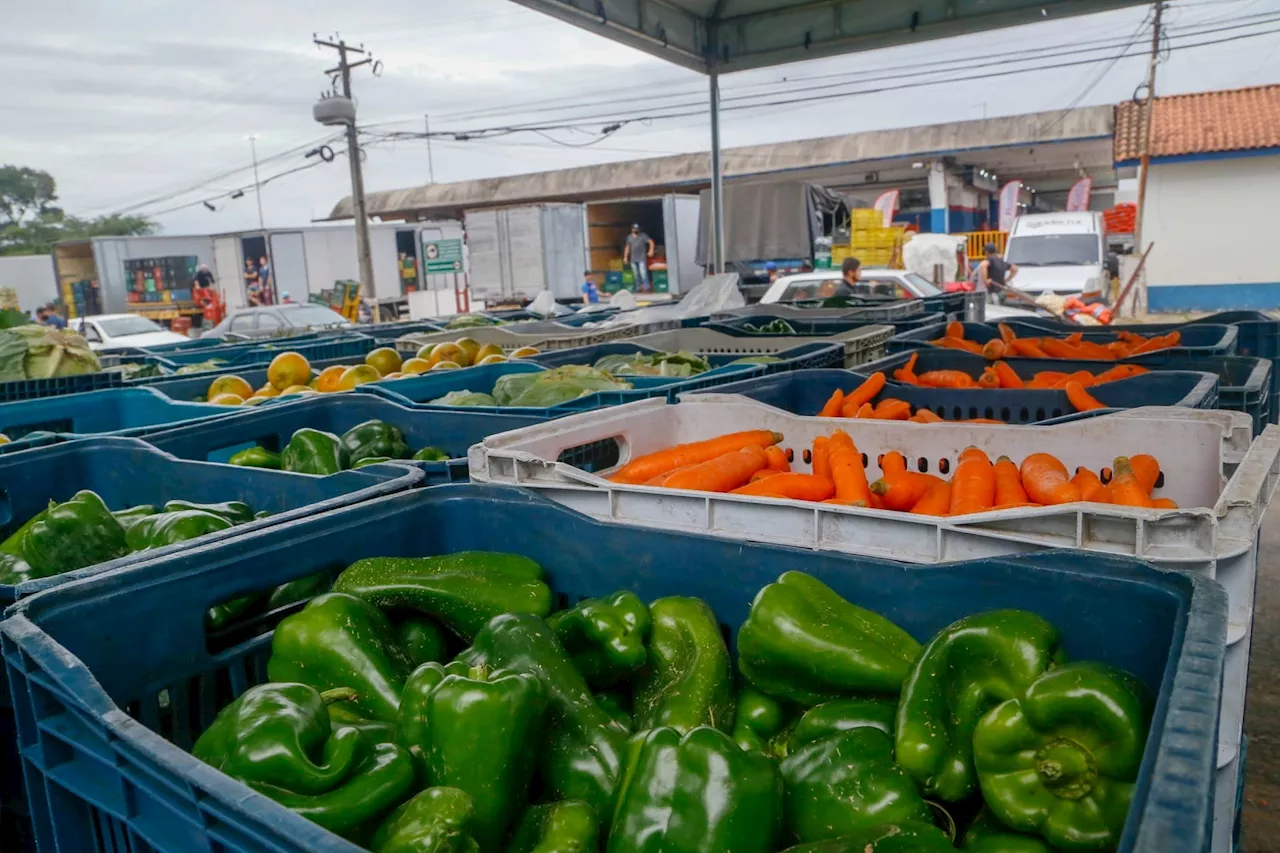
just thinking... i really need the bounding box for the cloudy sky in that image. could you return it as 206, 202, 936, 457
4, 0, 1277, 234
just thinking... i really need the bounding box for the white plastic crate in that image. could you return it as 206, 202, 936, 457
394, 322, 656, 356
629, 326, 893, 368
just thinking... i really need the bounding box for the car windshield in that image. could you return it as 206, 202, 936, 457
1006, 234, 1099, 266
283, 306, 349, 326
97, 316, 165, 337
900, 273, 943, 297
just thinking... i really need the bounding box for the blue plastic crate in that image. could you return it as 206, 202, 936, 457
0, 387, 237, 442
363, 320, 447, 342
142, 392, 546, 484
0, 485, 1225, 853
125, 337, 378, 386
365, 360, 764, 415
0, 432, 59, 457
888, 321, 1239, 358
0, 369, 124, 404
526, 340, 846, 373
708, 312, 946, 338
141, 355, 361, 402
862, 349, 1270, 435
694, 367, 1219, 424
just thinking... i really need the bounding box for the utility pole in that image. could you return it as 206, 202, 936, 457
247, 134, 266, 230
424, 114, 436, 184
1130, 1, 1164, 317
315, 35, 377, 312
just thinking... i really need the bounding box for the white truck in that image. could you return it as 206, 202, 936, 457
1005, 212, 1116, 298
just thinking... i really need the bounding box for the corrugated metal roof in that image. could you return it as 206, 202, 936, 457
1114, 84, 1280, 162
331, 105, 1113, 221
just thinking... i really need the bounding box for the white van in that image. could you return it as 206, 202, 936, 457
1005, 212, 1112, 298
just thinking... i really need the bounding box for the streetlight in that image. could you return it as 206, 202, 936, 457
247, 134, 265, 230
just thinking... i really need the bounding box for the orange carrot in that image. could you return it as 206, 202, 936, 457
1029, 371, 1069, 388
910, 480, 953, 516
818, 388, 846, 418
643, 463, 696, 487
749, 469, 783, 483
828, 430, 871, 504
950, 447, 996, 516
1151, 497, 1179, 510
978, 366, 1001, 388
1040, 339, 1091, 360
910, 409, 944, 423
998, 323, 1018, 345
933, 337, 985, 355
854, 402, 875, 418
870, 471, 942, 511
1009, 339, 1049, 358
945, 321, 965, 339
1129, 454, 1161, 494
880, 451, 907, 477
844, 372, 887, 411
1107, 456, 1154, 508
1019, 453, 1082, 505
917, 370, 975, 389
993, 361, 1025, 389
1070, 340, 1118, 361
611, 430, 781, 484
662, 445, 770, 492
893, 352, 920, 385
811, 436, 831, 481
730, 473, 835, 501
992, 502, 1043, 511
994, 456, 1029, 506
1065, 381, 1107, 412
871, 399, 912, 420
982, 339, 1008, 361
764, 445, 791, 472
1061, 370, 1097, 387
1093, 365, 1149, 383
1071, 467, 1108, 503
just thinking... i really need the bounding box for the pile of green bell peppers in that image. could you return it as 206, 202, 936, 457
226, 419, 448, 472
0, 492, 262, 587
186, 558, 1154, 853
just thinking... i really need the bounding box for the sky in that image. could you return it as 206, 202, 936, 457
3, 0, 1278, 235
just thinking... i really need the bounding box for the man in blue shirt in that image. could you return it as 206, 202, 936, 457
40, 304, 67, 329
581, 271, 601, 304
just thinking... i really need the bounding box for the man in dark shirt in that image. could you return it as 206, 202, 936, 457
622, 224, 655, 291
194, 264, 216, 288
977, 242, 1017, 291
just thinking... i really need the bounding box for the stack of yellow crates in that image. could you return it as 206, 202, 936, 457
832, 210, 904, 268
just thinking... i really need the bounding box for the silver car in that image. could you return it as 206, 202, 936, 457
202, 304, 352, 341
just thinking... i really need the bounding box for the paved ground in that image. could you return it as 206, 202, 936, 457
1242, 506, 1278, 851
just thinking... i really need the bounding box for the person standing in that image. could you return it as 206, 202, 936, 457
244, 259, 261, 306
622, 224, 655, 292
41, 303, 67, 329
257, 256, 273, 305
977, 242, 1017, 292
841, 256, 862, 288
581, 271, 601, 305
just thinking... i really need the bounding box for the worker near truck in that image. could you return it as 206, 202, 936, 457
841, 256, 862, 287
977, 242, 1018, 292
623, 224, 655, 291
581, 271, 601, 305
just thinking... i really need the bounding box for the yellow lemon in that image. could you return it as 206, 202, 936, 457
428, 342, 467, 367
476, 353, 508, 366
209, 393, 245, 406
416, 343, 436, 361
338, 364, 382, 390
267, 352, 312, 391
315, 365, 349, 393
280, 385, 312, 396
208, 375, 253, 400
430, 361, 462, 371
454, 337, 481, 363
365, 347, 403, 376
243, 396, 271, 406
255, 384, 281, 399
402, 358, 432, 375
474, 343, 504, 362
510, 346, 541, 358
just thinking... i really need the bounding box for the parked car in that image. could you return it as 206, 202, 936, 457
201, 304, 352, 341
758, 269, 1042, 321
69, 314, 192, 351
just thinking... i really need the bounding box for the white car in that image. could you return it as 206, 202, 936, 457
69, 314, 193, 351
757, 269, 1042, 321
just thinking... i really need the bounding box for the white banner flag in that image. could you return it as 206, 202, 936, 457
1066, 177, 1093, 212
872, 190, 900, 228
998, 180, 1022, 232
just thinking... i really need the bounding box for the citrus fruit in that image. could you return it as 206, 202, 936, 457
402, 358, 432, 375
474, 343, 504, 362
510, 346, 541, 358
255, 384, 281, 399
431, 361, 462, 371
338, 364, 382, 390
315, 365, 349, 393
454, 337, 481, 363
243, 396, 271, 406
0, 433, 10, 445
429, 342, 467, 367
366, 347, 403, 376
208, 375, 253, 400
209, 393, 245, 406
476, 353, 508, 366
416, 343, 436, 361
267, 352, 312, 391
280, 385, 312, 395
382, 372, 403, 380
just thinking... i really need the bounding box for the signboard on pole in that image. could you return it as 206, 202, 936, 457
998, 180, 1023, 232
423, 239, 464, 274
872, 190, 900, 227
1066, 177, 1093, 212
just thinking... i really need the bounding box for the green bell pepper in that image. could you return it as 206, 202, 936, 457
282, 428, 350, 475
897, 610, 1063, 803
973, 661, 1152, 851
412, 446, 450, 462
229, 447, 282, 469
341, 419, 410, 465
731, 686, 790, 754
332, 552, 553, 642
329, 702, 398, 747
253, 741, 417, 838
787, 697, 896, 753
0, 552, 42, 585
633, 596, 734, 733
508, 800, 599, 853
398, 660, 545, 851
371, 786, 481, 853
962, 808, 1059, 853
125, 510, 233, 552
0, 505, 49, 556
777, 822, 955, 853
607, 726, 783, 853
162, 499, 255, 525
267, 571, 334, 610
546, 590, 650, 687
22, 490, 128, 575
455, 613, 626, 817
267, 593, 416, 723
112, 504, 157, 531
737, 572, 921, 704
206, 593, 267, 632
193, 683, 363, 795
595, 689, 633, 732
780, 727, 931, 843
353, 456, 392, 469
396, 616, 450, 667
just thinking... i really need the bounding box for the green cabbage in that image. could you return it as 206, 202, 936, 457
430, 390, 498, 407
14, 326, 100, 379
726, 355, 783, 365
446, 313, 501, 329
0, 330, 26, 382
740, 319, 796, 335
593, 351, 710, 377
494, 365, 632, 408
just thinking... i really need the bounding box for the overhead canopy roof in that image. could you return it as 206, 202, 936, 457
509, 0, 1149, 74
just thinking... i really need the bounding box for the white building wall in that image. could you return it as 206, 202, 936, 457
0, 254, 57, 312
1144, 153, 1280, 310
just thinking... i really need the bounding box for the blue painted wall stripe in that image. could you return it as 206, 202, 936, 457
1148, 283, 1280, 312
1115, 147, 1280, 169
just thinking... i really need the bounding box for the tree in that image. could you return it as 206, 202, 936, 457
0, 165, 156, 256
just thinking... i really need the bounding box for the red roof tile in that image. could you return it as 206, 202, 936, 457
1113, 84, 1280, 161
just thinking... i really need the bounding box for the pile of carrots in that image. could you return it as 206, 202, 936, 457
815, 371, 1007, 423
932, 321, 1181, 361
608, 429, 1177, 515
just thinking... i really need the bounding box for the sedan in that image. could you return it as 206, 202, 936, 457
202, 304, 352, 341
758, 269, 1042, 321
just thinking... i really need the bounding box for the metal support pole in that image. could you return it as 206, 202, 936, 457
709, 69, 725, 274
1131, 1, 1164, 317
248, 135, 265, 230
